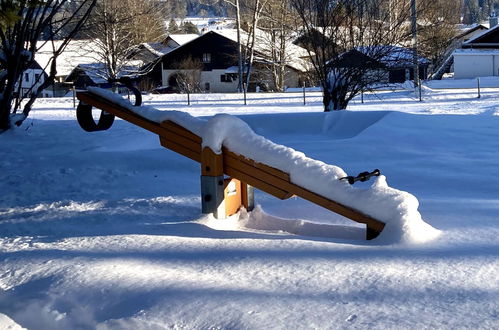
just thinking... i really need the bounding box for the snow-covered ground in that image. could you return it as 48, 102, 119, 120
1, 81, 498, 329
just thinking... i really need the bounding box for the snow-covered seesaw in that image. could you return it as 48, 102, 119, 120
76, 84, 435, 242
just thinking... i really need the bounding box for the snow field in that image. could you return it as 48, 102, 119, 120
1, 82, 499, 329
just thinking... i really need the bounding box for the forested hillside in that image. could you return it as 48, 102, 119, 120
167, 0, 231, 17
167, 0, 499, 25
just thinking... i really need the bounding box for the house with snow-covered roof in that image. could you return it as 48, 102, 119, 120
128, 34, 201, 91
35, 39, 101, 83
34, 39, 102, 96
331, 46, 429, 84
158, 30, 311, 93
64, 63, 139, 89
453, 23, 499, 79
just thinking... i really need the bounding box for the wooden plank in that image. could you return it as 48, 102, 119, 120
286, 184, 385, 232
223, 152, 293, 192
223, 147, 290, 181
224, 166, 294, 200
161, 121, 201, 144
159, 137, 201, 162
163, 130, 202, 156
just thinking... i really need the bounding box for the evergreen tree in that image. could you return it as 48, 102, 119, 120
180, 22, 199, 34
168, 19, 180, 34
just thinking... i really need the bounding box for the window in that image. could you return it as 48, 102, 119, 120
35, 73, 40, 82
202, 53, 211, 63
221, 74, 230, 82
220, 74, 236, 83
25, 73, 29, 82
204, 82, 210, 91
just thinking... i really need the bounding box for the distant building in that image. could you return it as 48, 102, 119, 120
332, 46, 429, 84
35, 39, 101, 96
65, 63, 138, 89
453, 24, 499, 79
159, 30, 311, 93
130, 34, 200, 91
432, 24, 488, 79
15, 61, 49, 98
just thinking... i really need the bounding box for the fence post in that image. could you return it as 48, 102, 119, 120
477, 78, 481, 99
361, 89, 364, 104
187, 84, 191, 106
243, 82, 247, 105
72, 85, 76, 108
303, 84, 306, 105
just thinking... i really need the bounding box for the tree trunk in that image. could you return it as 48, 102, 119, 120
0, 70, 17, 130
0, 94, 12, 131
323, 81, 349, 111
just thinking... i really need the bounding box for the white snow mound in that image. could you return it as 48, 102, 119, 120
85, 88, 440, 244
0, 313, 26, 330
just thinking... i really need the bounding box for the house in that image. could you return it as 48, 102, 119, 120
15, 60, 49, 98
332, 46, 429, 84
35, 39, 101, 96
159, 30, 311, 93
130, 34, 200, 91
432, 24, 488, 79
375, 46, 430, 83
453, 23, 499, 79
131, 34, 200, 63
65, 63, 138, 89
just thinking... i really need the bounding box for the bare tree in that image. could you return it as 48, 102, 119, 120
240, 0, 268, 90
0, 0, 96, 131
81, 0, 167, 81
291, 0, 430, 111
418, 0, 461, 74
170, 56, 203, 93
224, 0, 244, 91
259, 0, 301, 91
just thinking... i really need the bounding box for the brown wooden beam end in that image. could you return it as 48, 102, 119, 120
202, 147, 224, 176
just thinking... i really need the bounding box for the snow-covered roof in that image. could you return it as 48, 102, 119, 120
166, 34, 200, 47
463, 23, 499, 45
140, 42, 175, 57
66, 63, 139, 84
225, 66, 239, 74
455, 24, 488, 40
35, 39, 101, 77
357, 46, 430, 68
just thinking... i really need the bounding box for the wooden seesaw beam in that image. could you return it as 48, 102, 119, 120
76, 91, 385, 240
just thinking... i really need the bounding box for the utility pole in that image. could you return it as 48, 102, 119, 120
235, 0, 243, 93
411, 0, 419, 87
411, 0, 422, 101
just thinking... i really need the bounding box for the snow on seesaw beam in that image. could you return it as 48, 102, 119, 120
87, 87, 440, 244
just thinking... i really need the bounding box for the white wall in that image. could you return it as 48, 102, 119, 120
200, 70, 238, 93
162, 69, 238, 93
15, 68, 45, 97
162, 67, 303, 93
454, 54, 496, 79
